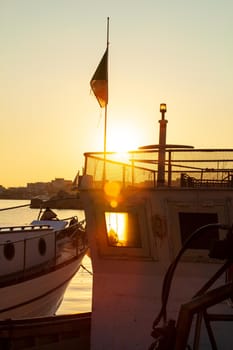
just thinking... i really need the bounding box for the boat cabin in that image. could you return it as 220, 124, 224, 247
80, 105, 233, 349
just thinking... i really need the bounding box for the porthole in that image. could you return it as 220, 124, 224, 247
38, 238, 46, 256
4, 242, 15, 260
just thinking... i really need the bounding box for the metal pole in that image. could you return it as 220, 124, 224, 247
103, 17, 109, 183
157, 104, 167, 186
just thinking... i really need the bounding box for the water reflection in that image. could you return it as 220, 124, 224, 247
57, 255, 93, 314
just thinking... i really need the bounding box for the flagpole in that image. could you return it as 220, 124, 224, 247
103, 17, 109, 182
104, 17, 109, 154
90, 17, 109, 183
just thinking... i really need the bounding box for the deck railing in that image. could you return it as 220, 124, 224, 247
83, 149, 233, 189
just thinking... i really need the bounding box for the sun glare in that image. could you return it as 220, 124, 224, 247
107, 123, 139, 152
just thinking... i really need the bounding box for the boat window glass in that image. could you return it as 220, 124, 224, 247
105, 212, 142, 248
179, 212, 219, 249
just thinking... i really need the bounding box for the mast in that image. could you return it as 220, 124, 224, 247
104, 17, 110, 155
90, 17, 110, 183
103, 17, 109, 183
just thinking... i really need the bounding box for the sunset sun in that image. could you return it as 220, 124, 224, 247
107, 123, 140, 152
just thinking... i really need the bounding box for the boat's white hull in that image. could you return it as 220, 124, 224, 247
0, 252, 86, 319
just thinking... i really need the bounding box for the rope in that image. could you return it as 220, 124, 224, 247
0, 203, 30, 211
80, 264, 93, 276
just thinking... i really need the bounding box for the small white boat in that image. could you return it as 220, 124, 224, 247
0, 207, 88, 319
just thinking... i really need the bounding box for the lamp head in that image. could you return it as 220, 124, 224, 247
160, 103, 167, 113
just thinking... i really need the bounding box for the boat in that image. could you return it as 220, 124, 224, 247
0, 206, 88, 319
0, 23, 231, 348
78, 103, 233, 349
0, 312, 91, 350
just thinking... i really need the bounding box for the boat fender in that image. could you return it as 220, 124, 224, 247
4, 241, 15, 260
151, 214, 166, 240
38, 238, 46, 256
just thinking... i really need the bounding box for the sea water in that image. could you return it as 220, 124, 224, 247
0, 199, 92, 315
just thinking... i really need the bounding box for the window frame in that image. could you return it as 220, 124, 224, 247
95, 202, 158, 260
167, 200, 228, 262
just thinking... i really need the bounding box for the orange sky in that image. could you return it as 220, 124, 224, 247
0, 1, 233, 187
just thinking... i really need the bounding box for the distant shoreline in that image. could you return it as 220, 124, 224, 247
30, 197, 84, 210
0, 196, 84, 210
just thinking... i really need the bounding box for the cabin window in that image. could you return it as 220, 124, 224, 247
94, 203, 158, 260
167, 200, 227, 262
179, 212, 219, 250
105, 212, 142, 248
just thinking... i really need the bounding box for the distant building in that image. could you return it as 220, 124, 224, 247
27, 182, 50, 197
49, 178, 73, 195
0, 178, 76, 200
0, 185, 6, 193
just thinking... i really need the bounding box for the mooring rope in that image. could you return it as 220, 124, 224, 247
80, 264, 93, 275
0, 204, 30, 211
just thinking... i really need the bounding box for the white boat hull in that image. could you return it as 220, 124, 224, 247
0, 213, 88, 319
0, 252, 86, 319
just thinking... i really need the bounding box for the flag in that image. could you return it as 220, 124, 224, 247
90, 48, 108, 108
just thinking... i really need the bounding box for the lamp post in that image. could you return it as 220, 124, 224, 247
160, 103, 167, 119
157, 103, 167, 186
